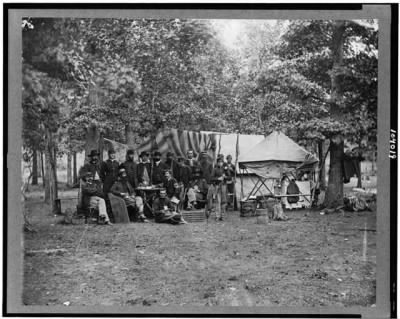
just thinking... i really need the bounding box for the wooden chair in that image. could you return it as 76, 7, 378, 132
108, 193, 130, 223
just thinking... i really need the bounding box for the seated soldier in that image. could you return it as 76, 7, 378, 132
163, 169, 181, 204
152, 189, 187, 225
81, 172, 112, 225
110, 168, 148, 223
186, 167, 208, 210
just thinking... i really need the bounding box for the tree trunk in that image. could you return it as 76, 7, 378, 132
324, 139, 344, 208
31, 148, 38, 185
356, 160, 362, 188
324, 20, 346, 208
85, 123, 101, 164
318, 141, 326, 190
125, 123, 136, 147
67, 151, 72, 187
73, 151, 78, 184
40, 151, 45, 187
44, 128, 58, 213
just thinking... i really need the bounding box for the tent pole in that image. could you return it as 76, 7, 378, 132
233, 133, 240, 210
240, 167, 244, 199
217, 134, 222, 158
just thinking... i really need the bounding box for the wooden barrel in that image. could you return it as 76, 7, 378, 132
256, 209, 269, 224
240, 200, 257, 217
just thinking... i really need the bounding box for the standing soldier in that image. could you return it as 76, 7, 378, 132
184, 149, 199, 170
122, 149, 138, 189
151, 151, 168, 186
137, 151, 152, 186
79, 150, 102, 182
100, 149, 120, 197
210, 157, 228, 221
225, 154, 236, 209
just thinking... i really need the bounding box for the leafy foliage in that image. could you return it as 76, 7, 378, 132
22, 18, 377, 168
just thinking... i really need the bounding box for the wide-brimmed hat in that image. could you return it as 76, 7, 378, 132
108, 149, 116, 155
127, 149, 134, 155
88, 150, 100, 157
140, 151, 149, 157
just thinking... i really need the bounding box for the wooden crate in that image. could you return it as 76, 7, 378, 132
240, 200, 257, 217
181, 209, 206, 222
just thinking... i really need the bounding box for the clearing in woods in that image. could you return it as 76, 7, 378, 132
22, 189, 376, 308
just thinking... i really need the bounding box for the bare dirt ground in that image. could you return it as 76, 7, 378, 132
22, 188, 376, 308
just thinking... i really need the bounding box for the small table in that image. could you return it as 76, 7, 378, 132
136, 187, 164, 217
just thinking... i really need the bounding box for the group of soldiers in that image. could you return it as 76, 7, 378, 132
78, 148, 237, 225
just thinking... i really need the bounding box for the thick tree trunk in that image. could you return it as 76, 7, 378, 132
67, 151, 72, 187
125, 123, 135, 147
85, 123, 101, 164
44, 128, 58, 213
324, 139, 344, 208
40, 151, 45, 187
31, 148, 38, 185
73, 151, 78, 184
324, 20, 346, 208
356, 160, 362, 188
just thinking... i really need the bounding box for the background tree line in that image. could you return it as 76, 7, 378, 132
22, 18, 377, 212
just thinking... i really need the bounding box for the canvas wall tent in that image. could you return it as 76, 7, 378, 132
238, 131, 319, 207
238, 131, 319, 179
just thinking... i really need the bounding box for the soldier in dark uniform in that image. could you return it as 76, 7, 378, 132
137, 151, 152, 186
79, 150, 102, 181
163, 169, 181, 200
177, 157, 191, 189
100, 149, 120, 197
184, 149, 199, 170
225, 154, 236, 209
151, 151, 168, 186
198, 151, 213, 184
210, 157, 228, 221
122, 149, 138, 189
110, 168, 148, 222
152, 189, 187, 225
81, 172, 112, 225
165, 151, 180, 180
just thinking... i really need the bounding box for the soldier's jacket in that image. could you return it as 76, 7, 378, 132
177, 163, 192, 188
151, 161, 168, 185
122, 159, 138, 188
137, 162, 152, 184
152, 197, 182, 224
211, 165, 226, 184
81, 180, 104, 208
165, 159, 180, 181
163, 177, 180, 199
79, 162, 102, 181
110, 178, 136, 197
100, 159, 120, 194
225, 163, 236, 182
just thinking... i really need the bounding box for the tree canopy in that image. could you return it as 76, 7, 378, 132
22, 18, 378, 208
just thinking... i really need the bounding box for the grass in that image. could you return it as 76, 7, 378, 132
22, 188, 377, 308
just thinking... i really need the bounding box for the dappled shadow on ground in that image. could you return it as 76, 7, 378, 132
23, 196, 376, 308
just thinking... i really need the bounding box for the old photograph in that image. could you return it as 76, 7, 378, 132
6, 4, 393, 317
